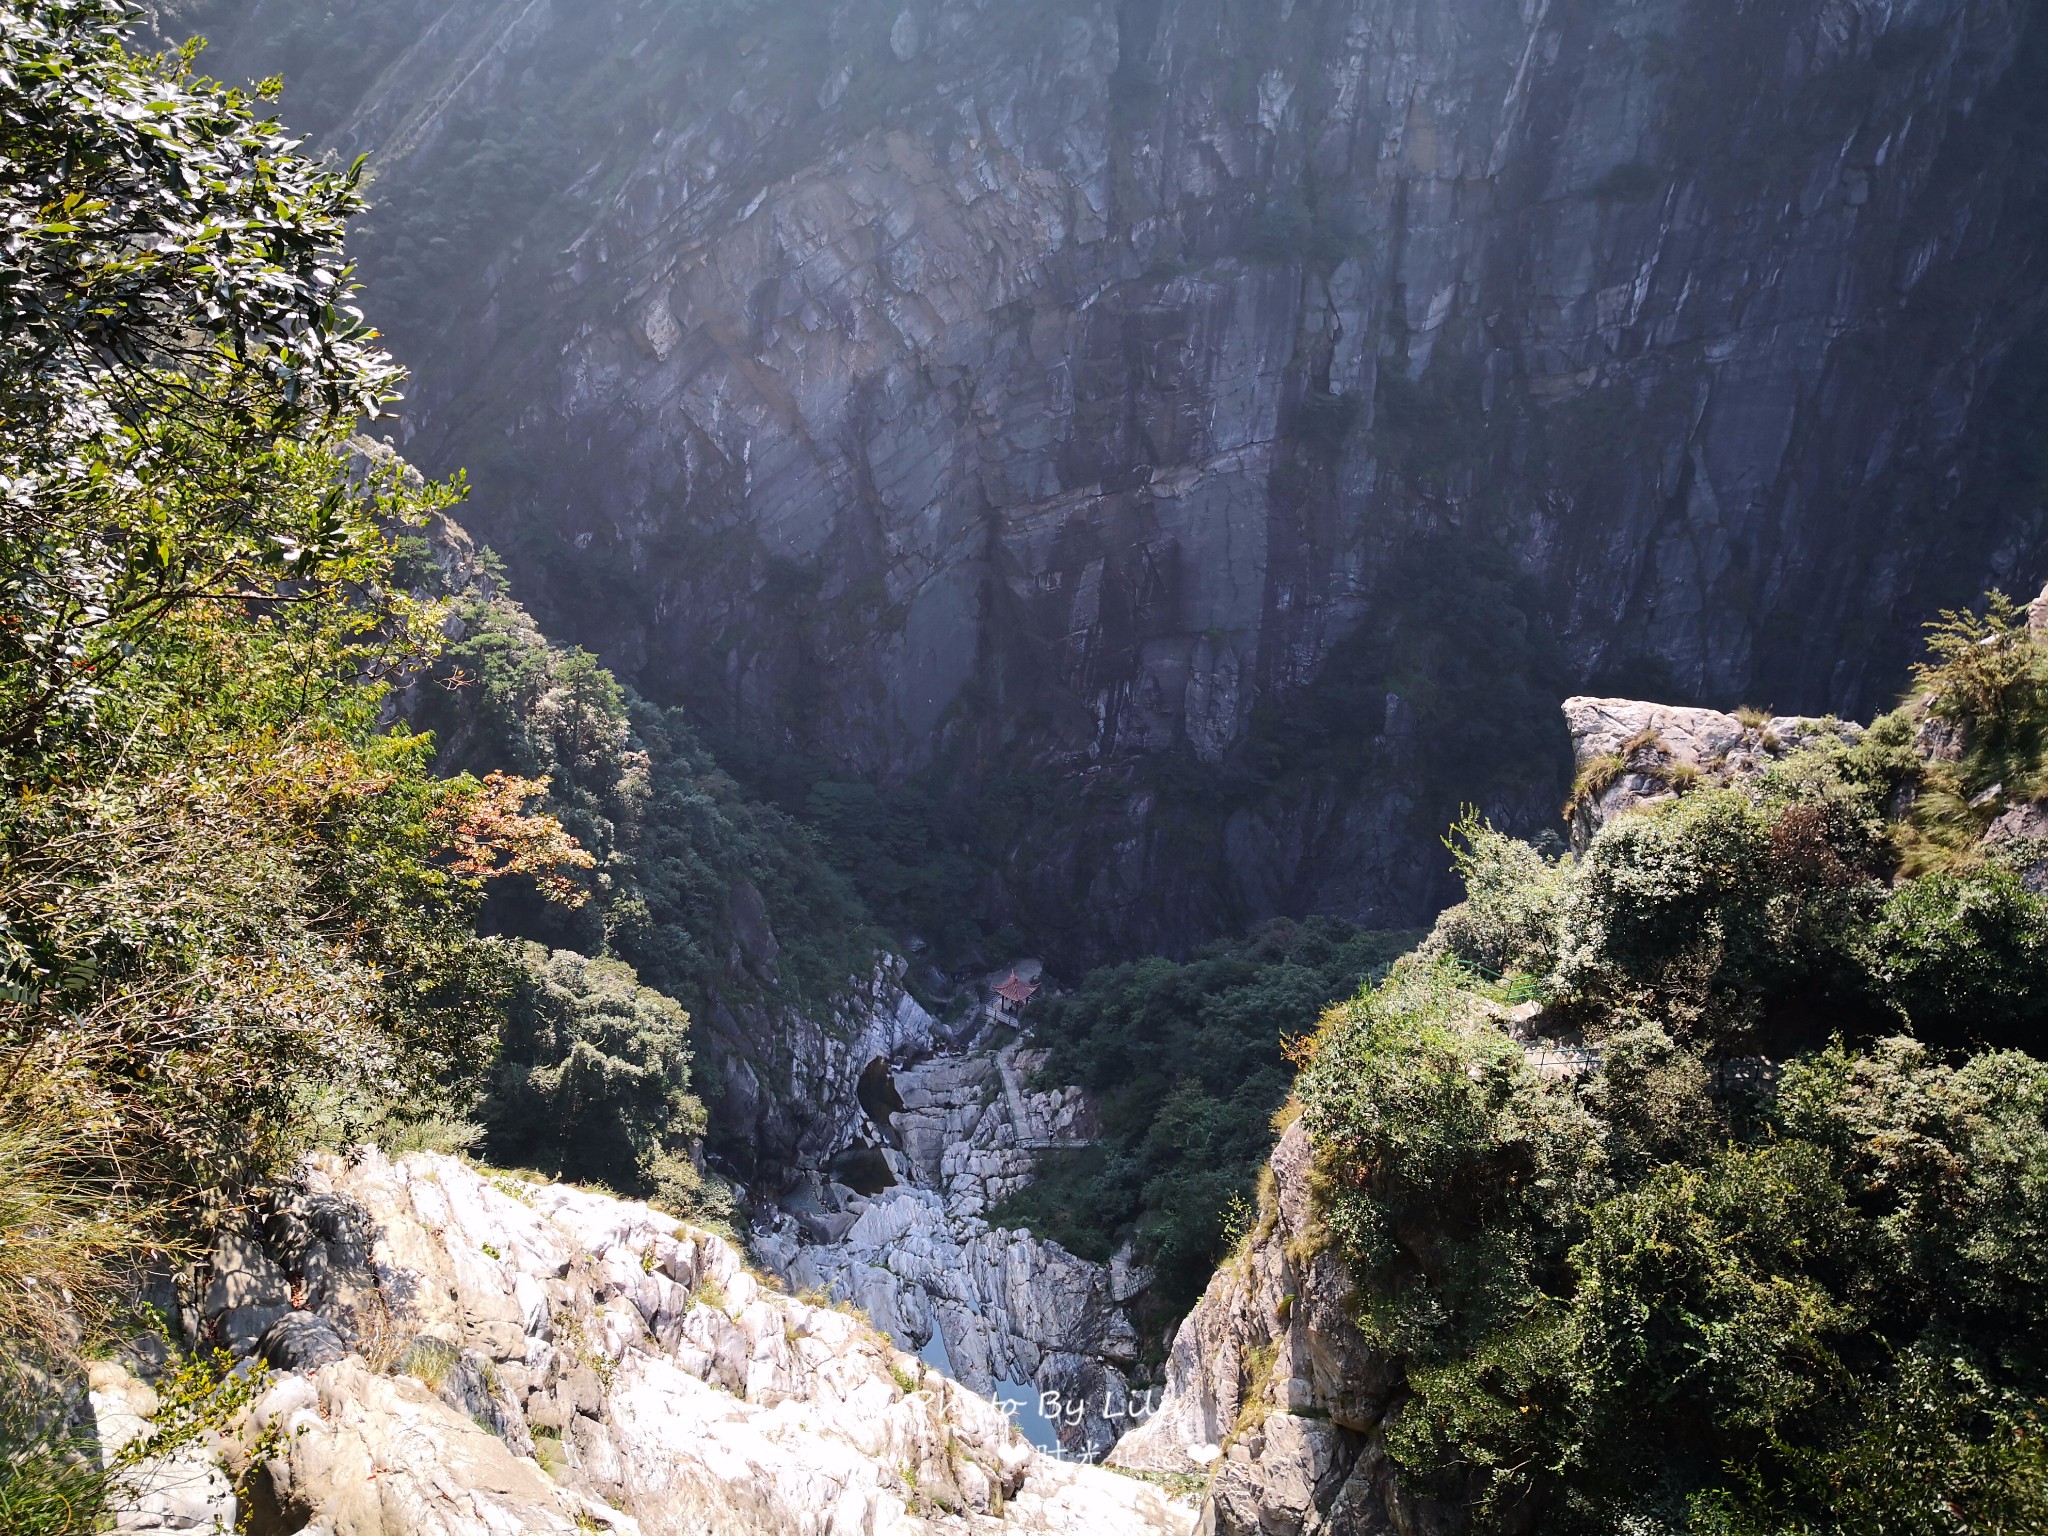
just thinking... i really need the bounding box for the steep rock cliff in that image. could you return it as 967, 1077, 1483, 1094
1111, 639, 2048, 1530
704, 955, 954, 1189
1108, 1122, 1455, 1536
183, 0, 2048, 959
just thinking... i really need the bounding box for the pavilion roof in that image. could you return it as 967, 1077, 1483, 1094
993, 971, 1039, 1004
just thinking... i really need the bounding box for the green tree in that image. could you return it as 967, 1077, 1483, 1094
487, 943, 705, 1192
994, 918, 1416, 1337
0, 0, 400, 753
0, 0, 587, 1382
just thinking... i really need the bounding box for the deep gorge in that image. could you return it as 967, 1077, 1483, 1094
5, 1, 2047, 1532
173, 0, 2048, 965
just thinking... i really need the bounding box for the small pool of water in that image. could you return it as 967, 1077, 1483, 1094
915, 1314, 1064, 1454
988, 1373, 1065, 1453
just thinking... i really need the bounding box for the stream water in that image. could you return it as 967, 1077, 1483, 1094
916, 1304, 1065, 1454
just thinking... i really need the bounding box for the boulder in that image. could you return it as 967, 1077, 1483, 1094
90, 1360, 238, 1534
1562, 697, 1859, 848
242, 1357, 617, 1536
258, 1312, 347, 1372
205, 1233, 292, 1358
1987, 799, 2048, 893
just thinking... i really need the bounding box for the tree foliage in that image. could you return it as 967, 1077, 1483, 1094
487, 943, 704, 1191
0, 0, 402, 752
0, 0, 591, 1385
991, 918, 1415, 1338
1297, 603, 2048, 1530
404, 578, 880, 1030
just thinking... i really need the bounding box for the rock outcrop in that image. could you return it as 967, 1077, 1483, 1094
187, 0, 2048, 962
1110, 1123, 1451, 1536
1561, 696, 1860, 847
1113, 658, 2048, 1531
118, 1148, 1192, 1536
705, 957, 957, 1190
758, 1042, 1150, 1460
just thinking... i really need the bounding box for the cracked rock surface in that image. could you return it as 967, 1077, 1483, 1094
125, 1149, 1192, 1536
1561, 695, 1861, 847
759, 1043, 1151, 1460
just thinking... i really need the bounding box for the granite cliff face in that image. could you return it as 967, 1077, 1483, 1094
183, 0, 2048, 959
702, 955, 951, 1189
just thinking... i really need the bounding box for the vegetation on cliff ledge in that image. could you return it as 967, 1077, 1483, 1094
991, 919, 1416, 1342
1296, 607, 2048, 1533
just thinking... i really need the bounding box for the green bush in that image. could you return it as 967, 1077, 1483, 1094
1295, 596, 2048, 1526
486, 944, 705, 1193
1300, 964, 2048, 1530
1426, 810, 1571, 982
993, 918, 1416, 1335
1441, 732, 2048, 1057
1872, 860, 2048, 1042
1300, 958, 1603, 1367
1552, 788, 1784, 1039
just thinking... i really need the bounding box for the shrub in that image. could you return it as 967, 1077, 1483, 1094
993, 918, 1416, 1337
1871, 862, 2048, 1046
1913, 592, 2048, 781
1552, 788, 1781, 1040
1297, 957, 1604, 1363
1892, 592, 2048, 870
647, 1147, 739, 1235
1427, 811, 1568, 980
485, 945, 705, 1194
1301, 982, 2048, 1530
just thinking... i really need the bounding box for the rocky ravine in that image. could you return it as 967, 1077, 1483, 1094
190, 0, 2048, 961
103, 1147, 1191, 1536
757, 1033, 1154, 1460
369, 443, 969, 1199
704, 954, 958, 1191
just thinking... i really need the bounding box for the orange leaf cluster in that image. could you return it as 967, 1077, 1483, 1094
434, 771, 595, 905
